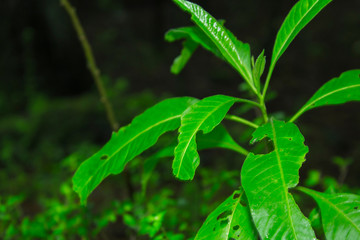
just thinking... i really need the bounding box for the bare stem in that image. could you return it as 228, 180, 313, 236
60, 0, 119, 131
225, 114, 259, 129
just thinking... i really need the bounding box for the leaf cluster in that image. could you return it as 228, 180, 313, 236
72, 0, 360, 239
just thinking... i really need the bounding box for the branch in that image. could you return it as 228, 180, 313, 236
60, 0, 119, 131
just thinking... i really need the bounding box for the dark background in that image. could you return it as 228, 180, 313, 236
1, 0, 360, 238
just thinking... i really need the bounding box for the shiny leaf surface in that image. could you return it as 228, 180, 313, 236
73, 97, 197, 204
195, 188, 258, 240
241, 119, 315, 239
299, 187, 360, 240
173, 0, 254, 90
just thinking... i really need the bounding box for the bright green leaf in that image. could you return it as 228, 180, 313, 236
268, 0, 332, 79
290, 69, 360, 122
169, 38, 199, 74
141, 125, 248, 194
173, 0, 255, 91
173, 95, 241, 180
241, 119, 315, 239
72, 97, 197, 204
252, 50, 266, 91
195, 188, 258, 240
299, 187, 360, 240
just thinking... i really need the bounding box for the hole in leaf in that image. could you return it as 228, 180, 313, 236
354, 206, 358, 210
233, 193, 240, 199
213, 227, 216, 231
100, 155, 108, 160
240, 199, 247, 207
233, 225, 240, 230
288, 137, 292, 141
217, 210, 232, 220
220, 219, 229, 227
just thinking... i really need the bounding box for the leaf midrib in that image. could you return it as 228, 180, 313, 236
175, 99, 234, 177
304, 84, 360, 110
305, 190, 360, 234
273, 0, 319, 65
270, 120, 298, 240
79, 115, 181, 195
227, 190, 245, 238
181, 1, 252, 84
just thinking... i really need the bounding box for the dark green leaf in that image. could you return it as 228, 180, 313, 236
290, 69, 360, 122
173, 0, 255, 91
241, 119, 315, 239
173, 95, 240, 180
72, 97, 197, 204
269, 0, 332, 76
299, 187, 360, 240
195, 188, 258, 240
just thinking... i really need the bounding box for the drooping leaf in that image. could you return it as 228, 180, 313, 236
173, 0, 255, 91
290, 69, 360, 122
252, 50, 266, 91
72, 97, 197, 204
142, 125, 248, 194
299, 187, 360, 240
241, 119, 315, 239
169, 37, 199, 74
195, 188, 258, 240
165, 25, 224, 59
269, 0, 332, 77
173, 95, 241, 180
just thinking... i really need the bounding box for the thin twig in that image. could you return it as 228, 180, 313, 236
60, 0, 119, 131
60, 0, 136, 204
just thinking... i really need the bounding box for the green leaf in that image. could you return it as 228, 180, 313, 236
165, 26, 224, 59
299, 187, 360, 240
173, 0, 255, 91
173, 95, 241, 180
269, 0, 332, 76
72, 97, 197, 204
141, 125, 248, 194
290, 69, 360, 122
169, 37, 199, 74
195, 188, 258, 240
241, 119, 315, 239
252, 50, 266, 91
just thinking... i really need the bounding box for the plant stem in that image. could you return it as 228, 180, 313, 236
60, 0, 119, 131
258, 96, 269, 123
262, 63, 275, 98
225, 114, 259, 129
61, 0, 135, 205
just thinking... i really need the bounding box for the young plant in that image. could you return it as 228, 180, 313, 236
73, 0, 360, 238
